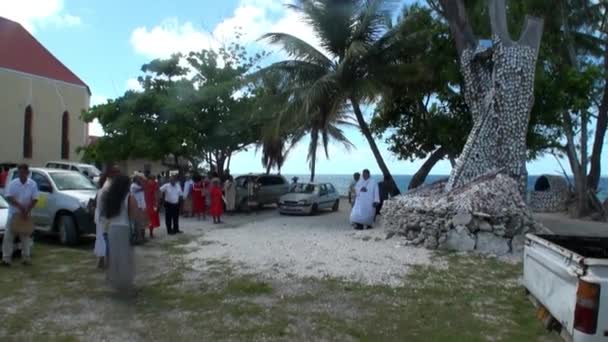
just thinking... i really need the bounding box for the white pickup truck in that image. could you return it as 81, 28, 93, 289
523, 234, 608, 341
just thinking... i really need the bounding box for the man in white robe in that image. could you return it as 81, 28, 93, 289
350, 169, 379, 230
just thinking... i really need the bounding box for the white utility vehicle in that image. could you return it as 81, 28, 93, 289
523, 234, 608, 341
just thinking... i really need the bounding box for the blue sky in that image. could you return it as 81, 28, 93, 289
3, 0, 606, 176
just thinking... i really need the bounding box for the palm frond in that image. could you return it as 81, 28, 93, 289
259, 32, 334, 68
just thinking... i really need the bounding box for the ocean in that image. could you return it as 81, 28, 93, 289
284, 174, 608, 201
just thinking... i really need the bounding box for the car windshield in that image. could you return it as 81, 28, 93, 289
0, 196, 8, 209
290, 183, 317, 194
50, 172, 97, 191
80, 165, 101, 177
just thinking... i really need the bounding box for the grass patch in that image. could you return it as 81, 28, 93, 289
225, 277, 273, 296
0, 237, 558, 341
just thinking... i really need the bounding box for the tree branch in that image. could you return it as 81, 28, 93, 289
438, 0, 477, 55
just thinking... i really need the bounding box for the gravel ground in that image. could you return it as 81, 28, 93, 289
181, 201, 440, 287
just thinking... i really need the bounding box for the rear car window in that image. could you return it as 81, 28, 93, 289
264, 176, 285, 185
258, 176, 273, 186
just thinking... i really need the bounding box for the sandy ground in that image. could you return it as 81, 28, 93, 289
179, 201, 438, 287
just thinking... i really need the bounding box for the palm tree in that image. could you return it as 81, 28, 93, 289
253, 68, 354, 181
260, 0, 404, 190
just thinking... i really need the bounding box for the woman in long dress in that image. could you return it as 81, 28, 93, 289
209, 179, 224, 224
144, 174, 160, 238
191, 174, 206, 220
100, 174, 140, 294
223, 176, 236, 212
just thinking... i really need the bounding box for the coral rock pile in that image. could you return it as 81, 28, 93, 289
382, 173, 548, 256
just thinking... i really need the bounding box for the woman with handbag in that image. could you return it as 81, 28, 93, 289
100, 174, 141, 294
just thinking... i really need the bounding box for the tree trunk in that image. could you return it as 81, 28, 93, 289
588, 50, 608, 190
216, 152, 226, 178
562, 111, 589, 217
226, 153, 232, 174
350, 97, 400, 195
442, 0, 543, 194
409, 147, 447, 190
266, 164, 271, 175
309, 129, 318, 182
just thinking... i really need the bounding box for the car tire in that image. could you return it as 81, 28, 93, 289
58, 215, 78, 246
332, 200, 339, 212
310, 204, 319, 216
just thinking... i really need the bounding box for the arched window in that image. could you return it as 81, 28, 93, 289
61, 111, 70, 159
23, 106, 33, 159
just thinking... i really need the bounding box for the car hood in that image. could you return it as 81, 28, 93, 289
61, 190, 97, 202
0, 208, 7, 230
281, 193, 315, 202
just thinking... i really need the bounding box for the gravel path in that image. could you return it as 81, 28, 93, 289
181, 202, 439, 287
535, 212, 608, 237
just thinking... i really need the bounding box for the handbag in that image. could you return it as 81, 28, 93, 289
11, 215, 34, 235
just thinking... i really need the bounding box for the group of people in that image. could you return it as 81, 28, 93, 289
181, 173, 237, 223
348, 169, 399, 230
90, 168, 240, 294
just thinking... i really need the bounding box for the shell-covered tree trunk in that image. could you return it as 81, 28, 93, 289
441, 0, 544, 194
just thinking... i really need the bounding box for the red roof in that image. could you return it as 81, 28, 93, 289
0, 16, 89, 93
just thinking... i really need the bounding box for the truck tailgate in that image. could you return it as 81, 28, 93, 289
524, 238, 579, 333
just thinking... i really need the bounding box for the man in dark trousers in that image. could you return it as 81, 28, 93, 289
160, 176, 183, 235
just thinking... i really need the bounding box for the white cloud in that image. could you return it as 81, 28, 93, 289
130, 18, 218, 59
126, 78, 143, 92
130, 0, 327, 60
88, 120, 104, 137
0, 0, 82, 32
90, 94, 108, 106
213, 5, 272, 43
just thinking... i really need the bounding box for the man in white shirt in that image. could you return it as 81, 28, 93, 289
2, 164, 39, 266
160, 176, 183, 235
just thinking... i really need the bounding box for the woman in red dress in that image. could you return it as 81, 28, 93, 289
144, 174, 161, 238
191, 174, 206, 220
209, 179, 224, 224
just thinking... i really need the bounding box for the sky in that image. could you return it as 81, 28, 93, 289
2, 0, 606, 176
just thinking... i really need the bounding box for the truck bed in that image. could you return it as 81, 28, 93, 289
524, 234, 608, 341
535, 234, 608, 259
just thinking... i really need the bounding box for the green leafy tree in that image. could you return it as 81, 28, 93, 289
259, 0, 417, 188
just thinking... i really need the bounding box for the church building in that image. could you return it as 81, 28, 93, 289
0, 16, 90, 167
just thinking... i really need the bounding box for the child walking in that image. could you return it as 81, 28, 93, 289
209, 179, 224, 224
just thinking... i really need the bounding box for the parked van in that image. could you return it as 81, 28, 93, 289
235, 174, 289, 210
46, 161, 101, 184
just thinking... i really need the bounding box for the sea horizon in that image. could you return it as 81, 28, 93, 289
271, 173, 608, 201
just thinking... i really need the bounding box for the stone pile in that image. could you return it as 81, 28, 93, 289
382, 172, 548, 256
